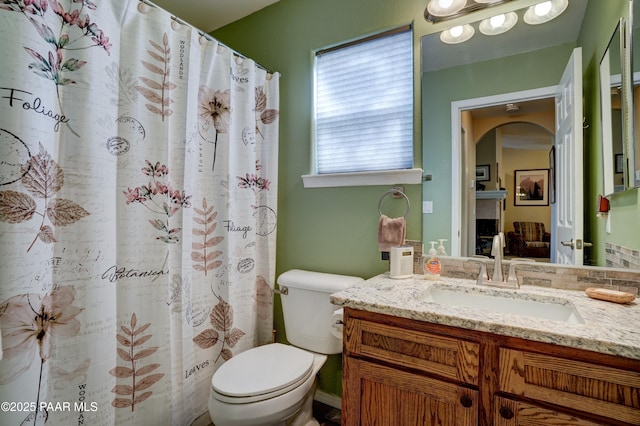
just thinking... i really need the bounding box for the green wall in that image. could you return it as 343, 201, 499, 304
213, 0, 429, 397
213, 0, 640, 398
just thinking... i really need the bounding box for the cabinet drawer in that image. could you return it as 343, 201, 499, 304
493, 396, 604, 425
345, 318, 480, 386
499, 348, 640, 425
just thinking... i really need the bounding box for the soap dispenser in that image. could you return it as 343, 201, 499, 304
437, 239, 448, 256
428, 241, 437, 256
423, 241, 441, 280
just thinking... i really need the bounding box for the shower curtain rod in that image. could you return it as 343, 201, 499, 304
139, 0, 277, 75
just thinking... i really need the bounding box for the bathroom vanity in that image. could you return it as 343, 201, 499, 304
331, 274, 640, 426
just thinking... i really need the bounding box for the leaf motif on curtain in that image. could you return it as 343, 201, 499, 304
254, 276, 273, 320
122, 160, 191, 243
0, 0, 112, 136
192, 197, 224, 275
109, 313, 164, 412
254, 85, 279, 141
0, 143, 90, 252
105, 62, 138, 107
193, 295, 245, 362
135, 32, 176, 121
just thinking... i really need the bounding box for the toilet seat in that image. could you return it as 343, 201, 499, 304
211, 343, 314, 404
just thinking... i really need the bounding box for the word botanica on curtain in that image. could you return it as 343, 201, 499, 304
0, 1, 279, 425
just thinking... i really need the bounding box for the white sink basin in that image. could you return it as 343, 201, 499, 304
422, 285, 584, 324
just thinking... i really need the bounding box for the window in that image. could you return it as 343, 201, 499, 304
313, 26, 414, 176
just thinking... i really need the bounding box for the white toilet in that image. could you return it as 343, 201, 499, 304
208, 269, 363, 426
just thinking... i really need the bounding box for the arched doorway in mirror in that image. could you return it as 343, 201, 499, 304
464, 99, 555, 262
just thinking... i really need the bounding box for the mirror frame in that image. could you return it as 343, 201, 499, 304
622, 3, 636, 189
602, 2, 635, 194
601, 20, 627, 195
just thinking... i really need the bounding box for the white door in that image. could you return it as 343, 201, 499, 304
553, 47, 584, 265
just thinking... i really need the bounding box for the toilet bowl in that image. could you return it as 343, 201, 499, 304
208, 269, 363, 426
208, 343, 327, 426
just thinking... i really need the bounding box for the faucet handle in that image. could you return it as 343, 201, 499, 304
476, 261, 489, 286
468, 258, 489, 285
506, 263, 519, 286
505, 259, 535, 288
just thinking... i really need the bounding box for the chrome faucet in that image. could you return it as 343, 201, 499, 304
475, 232, 520, 289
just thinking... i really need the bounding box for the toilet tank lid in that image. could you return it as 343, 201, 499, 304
277, 269, 364, 292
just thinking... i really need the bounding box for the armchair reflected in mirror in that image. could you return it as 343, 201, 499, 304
507, 221, 551, 258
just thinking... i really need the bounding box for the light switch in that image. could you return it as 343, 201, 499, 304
423, 201, 433, 214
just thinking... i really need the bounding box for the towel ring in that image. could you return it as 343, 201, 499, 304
378, 189, 410, 218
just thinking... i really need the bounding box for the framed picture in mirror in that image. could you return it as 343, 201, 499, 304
514, 169, 549, 206
476, 164, 490, 181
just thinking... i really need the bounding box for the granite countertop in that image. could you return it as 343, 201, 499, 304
330, 273, 640, 361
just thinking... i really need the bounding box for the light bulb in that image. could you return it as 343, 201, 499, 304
534, 1, 552, 17
490, 14, 506, 28
450, 25, 463, 38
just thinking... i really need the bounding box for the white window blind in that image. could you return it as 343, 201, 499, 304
314, 26, 413, 174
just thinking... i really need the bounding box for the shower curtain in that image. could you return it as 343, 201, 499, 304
0, 0, 279, 425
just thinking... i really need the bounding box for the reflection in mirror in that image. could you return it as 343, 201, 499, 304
421, 0, 586, 265
475, 121, 552, 259
601, 21, 626, 195
632, 0, 640, 187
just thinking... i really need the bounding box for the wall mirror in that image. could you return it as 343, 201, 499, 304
420, 0, 636, 268
600, 20, 627, 195
421, 0, 588, 264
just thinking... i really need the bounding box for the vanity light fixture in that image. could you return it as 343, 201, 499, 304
479, 11, 518, 36
523, 0, 568, 25
425, 0, 513, 23
440, 24, 475, 44
427, 0, 467, 18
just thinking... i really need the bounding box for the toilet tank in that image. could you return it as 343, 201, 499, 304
277, 269, 363, 355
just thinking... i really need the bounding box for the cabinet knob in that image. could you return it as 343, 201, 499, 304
499, 406, 514, 419
460, 395, 473, 408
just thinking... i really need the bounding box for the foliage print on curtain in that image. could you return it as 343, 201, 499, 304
0, 0, 279, 425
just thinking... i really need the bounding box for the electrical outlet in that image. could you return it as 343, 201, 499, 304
423, 201, 433, 214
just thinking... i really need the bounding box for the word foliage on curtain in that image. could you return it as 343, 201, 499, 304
0, 0, 279, 424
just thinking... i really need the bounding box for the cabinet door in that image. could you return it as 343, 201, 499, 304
345, 317, 480, 386
493, 396, 604, 425
500, 348, 640, 425
343, 357, 478, 426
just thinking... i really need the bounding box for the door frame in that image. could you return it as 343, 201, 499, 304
450, 86, 557, 257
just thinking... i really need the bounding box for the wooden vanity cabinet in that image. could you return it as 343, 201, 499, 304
342, 308, 481, 425
342, 308, 640, 426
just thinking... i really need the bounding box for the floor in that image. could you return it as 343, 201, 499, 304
313, 400, 341, 426
199, 400, 341, 426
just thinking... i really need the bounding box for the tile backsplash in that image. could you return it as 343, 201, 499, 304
606, 243, 640, 270
440, 256, 640, 293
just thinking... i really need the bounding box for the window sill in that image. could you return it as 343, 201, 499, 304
302, 168, 423, 188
